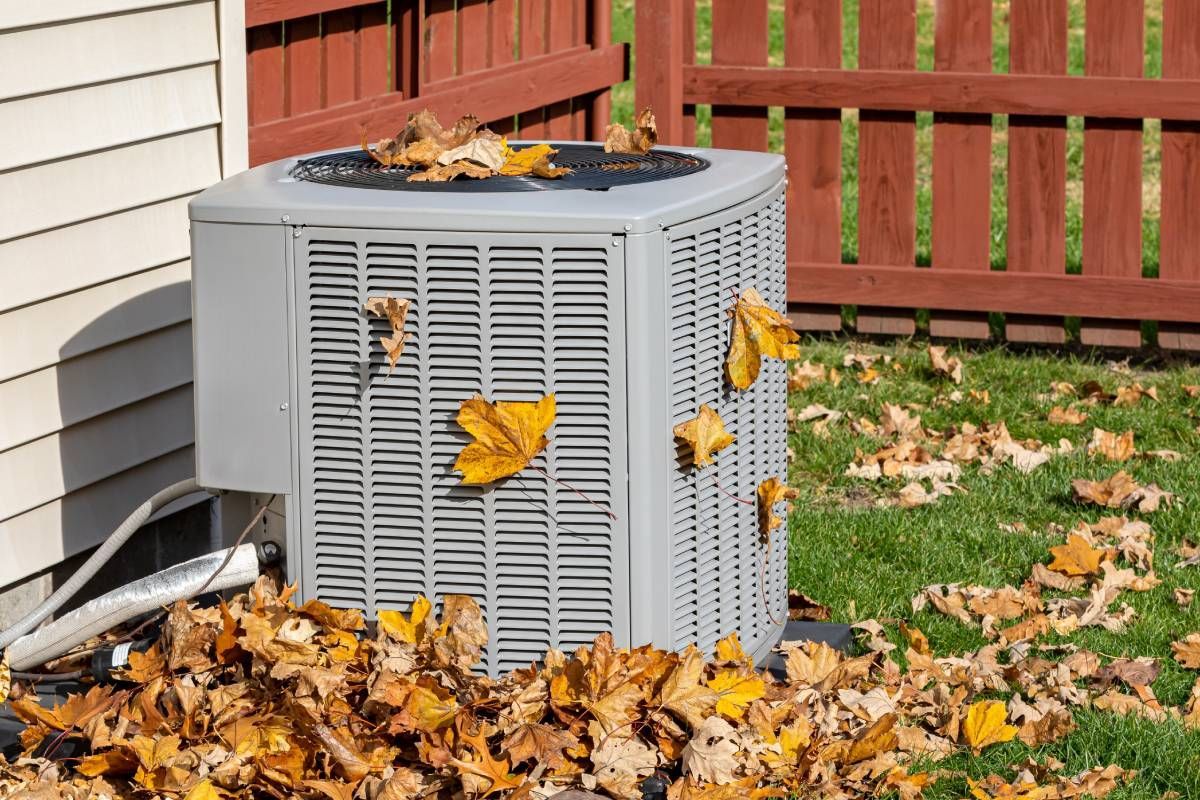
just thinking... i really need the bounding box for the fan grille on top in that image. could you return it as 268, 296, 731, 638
290, 144, 709, 192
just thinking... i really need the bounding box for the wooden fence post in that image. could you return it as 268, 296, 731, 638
1160, 0, 1200, 351
635, 0, 685, 145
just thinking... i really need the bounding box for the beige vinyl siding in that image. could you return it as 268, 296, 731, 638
0, 0, 246, 585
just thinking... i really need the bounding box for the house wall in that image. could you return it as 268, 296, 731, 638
0, 0, 248, 592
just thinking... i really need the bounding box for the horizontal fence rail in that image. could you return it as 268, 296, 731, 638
246, 0, 624, 166
636, 0, 1200, 350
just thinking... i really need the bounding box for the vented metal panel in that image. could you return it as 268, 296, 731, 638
295, 229, 628, 674
666, 188, 789, 655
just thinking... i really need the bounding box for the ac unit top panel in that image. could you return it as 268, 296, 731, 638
190, 142, 785, 235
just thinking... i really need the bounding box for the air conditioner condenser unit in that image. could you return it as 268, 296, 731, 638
190, 143, 790, 675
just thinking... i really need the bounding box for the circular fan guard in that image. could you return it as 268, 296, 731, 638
290, 144, 709, 192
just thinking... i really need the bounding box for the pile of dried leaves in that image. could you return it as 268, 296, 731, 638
0, 577, 1148, 800
359, 108, 657, 183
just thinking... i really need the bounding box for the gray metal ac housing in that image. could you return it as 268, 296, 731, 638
189, 144, 789, 675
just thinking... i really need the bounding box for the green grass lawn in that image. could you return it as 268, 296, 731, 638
610, 0, 1164, 275
784, 339, 1200, 798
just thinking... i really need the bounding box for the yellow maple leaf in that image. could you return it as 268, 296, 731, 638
713, 632, 752, 665
961, 700, 1018, 754
499, 143, 556, 175
184, 780, 222, 800
674, 404, 735, 468
1048, 533, 1104, 577
757, 476, 798, 536
706, 669, 765, 720
377, 595, 432, 643
453, 393, 555, 484
404, 681, 458, 731
362, 295, 412, 375
725, 287, 800, 390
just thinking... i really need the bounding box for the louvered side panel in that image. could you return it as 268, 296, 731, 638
304, 239, 369, 610
296, 229, 627, 676
666, 184, 789, 659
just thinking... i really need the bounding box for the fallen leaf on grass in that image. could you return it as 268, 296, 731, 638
1088, 428, 1135, 461
1173, 634, 1200, 669
1114, 383, 1158, 407
674, 405, 735, 468
1048, 534, 1105, 577
1175, 588, 1195, 608
453, 394, 555, 484
1071, 471, 1173, 512
928, 346, 963, 384
961, 700, 1018, 754
1048, 406, 1088, 425
787, 590, 831, 621
788, 360, 827, 390
724, 287, 800, 390
604, 107, 657, 155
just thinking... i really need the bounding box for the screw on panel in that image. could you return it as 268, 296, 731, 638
279, 402, 289, 411
623, 224, 632, 231
293, 228, 303, 238
281, 214, 290, 223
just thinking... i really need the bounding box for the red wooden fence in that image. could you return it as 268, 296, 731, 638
636, 0, 1200, 349
246, 0, 624, 166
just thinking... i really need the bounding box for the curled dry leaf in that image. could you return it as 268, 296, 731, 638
453, 393, 555, 485
604, 107, 657, 155
928, 346, 963, 384
363, 295, 413, 375
757, 476, 798, 536
681, 716, 739, 785
673, 404, 735, 468
1071, 471, 1174, 513
724, 287, 800, 390
0, 650, 8, 705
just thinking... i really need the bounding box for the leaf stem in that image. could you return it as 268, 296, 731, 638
711, 475, 753, 506
531, 466, 617, 520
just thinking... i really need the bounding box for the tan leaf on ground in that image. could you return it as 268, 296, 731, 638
660, 646, 719, 728
1114, 383, 1158, 406
1048, 405, 1088, 425
1172, 634, 1200, 669
589, 724, 658, 798
1175, 588, 1195, 608
928, 345, 963, 384
1088, 428, 1136, 461
681, 716, 739, 785
788, 359, 826, 390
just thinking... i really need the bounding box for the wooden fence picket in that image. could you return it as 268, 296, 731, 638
1080, 0, 1145, 348
1005, 0, 1068, 345
1159, 0, 1200, 351
710, 0, 769, 152
930, 0, 992, 340
855, 0, 917, 337
783, 0, 843, 333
